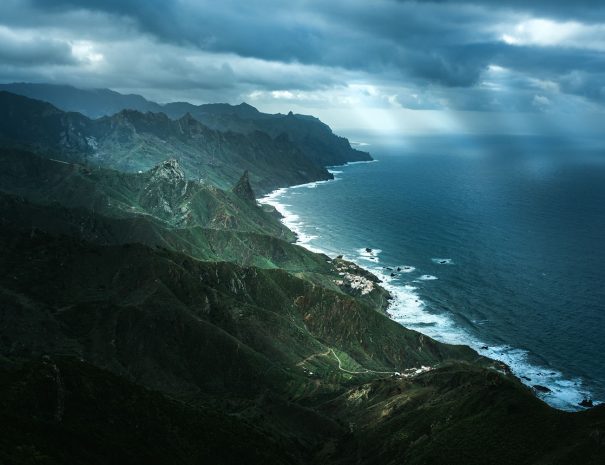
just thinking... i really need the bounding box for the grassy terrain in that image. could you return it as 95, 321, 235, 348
0, 91, 603, 464
1, 227, 603, 464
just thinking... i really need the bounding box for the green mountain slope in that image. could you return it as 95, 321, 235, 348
0, 191, 329, 272
1, 227, 603, 464
0, 358, 301, 465
161, 105, 372, 167
0, 92, 332, 193
1, 87, 604, 465
0, 228, 477, 388
0, 149, 392, 308
0, 83, 371, 167
326, 364, 605, 465
0, 149, 293, 239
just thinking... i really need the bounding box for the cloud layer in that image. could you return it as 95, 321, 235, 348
1, 0, 604, 132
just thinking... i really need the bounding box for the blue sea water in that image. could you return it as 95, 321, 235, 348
261, 134, 605, 411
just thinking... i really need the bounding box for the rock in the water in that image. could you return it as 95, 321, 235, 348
397, 267, 401, 271
579, 399, 594, 408
533, 385, 552, 393
232, 170, 256, 202
365, 248, 372, 253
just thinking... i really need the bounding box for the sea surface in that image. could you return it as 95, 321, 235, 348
261, 134, 605, 411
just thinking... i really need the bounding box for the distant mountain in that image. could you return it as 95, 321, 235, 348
0, 91, 332, 194
0, 82, 162, 117
163, 104, 371, 166
0, 82, 372, 167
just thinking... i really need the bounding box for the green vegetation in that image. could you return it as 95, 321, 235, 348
0, 91, 603, 464
0, 92, 333, 194
0, 83, 373, 167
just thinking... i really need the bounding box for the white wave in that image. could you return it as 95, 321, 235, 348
399, 265, 416, 273
357, 247, 382, 261
418, 274, 438, 281
384, 272, 595, 410
476, 345, 593, 411
432, 258, 454, 265
291, 179, 336, 189
345, 160, 378, 165
259, 181, 335, 255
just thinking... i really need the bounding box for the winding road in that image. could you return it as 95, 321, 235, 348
298, 347, 398, 375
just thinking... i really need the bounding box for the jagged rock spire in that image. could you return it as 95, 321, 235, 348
232, 170, 256, 202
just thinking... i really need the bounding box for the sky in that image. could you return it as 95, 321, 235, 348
1, 0, 605, 135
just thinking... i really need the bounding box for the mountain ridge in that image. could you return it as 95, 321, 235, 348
0, 82, 372, 168
0, 86, 603, 465
0, 91, 335, 194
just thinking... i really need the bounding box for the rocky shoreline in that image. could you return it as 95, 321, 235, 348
259, 165, 601, 412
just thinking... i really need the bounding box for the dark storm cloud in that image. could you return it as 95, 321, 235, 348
2, 0, 605, 112
33, 0, 498, 74
27, 1, 602, 81
0, 28, 75, 66
31, 0, 328, 63
418, 1, 605, 22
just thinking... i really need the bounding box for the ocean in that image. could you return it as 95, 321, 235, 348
260, 134, 605, 411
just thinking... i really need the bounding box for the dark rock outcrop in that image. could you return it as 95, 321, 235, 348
232, 170, 256, 202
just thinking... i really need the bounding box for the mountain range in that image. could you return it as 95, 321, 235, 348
0, 86, 603, 465
0, 83, 371, 171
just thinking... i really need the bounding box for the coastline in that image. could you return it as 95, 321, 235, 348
260, 159, 596, 412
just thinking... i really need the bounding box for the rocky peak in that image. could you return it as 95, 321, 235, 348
149, 159, 186, 184
140, 159, 190, 225
232, 170, 256, 202
180, 112, 196, 123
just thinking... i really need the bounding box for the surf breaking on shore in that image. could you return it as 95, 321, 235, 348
259, 160, 597, 412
